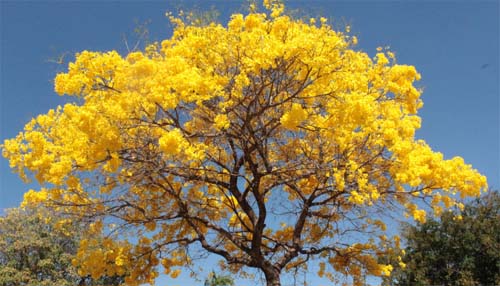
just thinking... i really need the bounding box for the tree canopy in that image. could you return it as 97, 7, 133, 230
1, 2, 487, 286
0, 206, 123, 286
384, 191, 500, 286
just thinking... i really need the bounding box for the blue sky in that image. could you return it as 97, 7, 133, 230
1, 1, 498, 285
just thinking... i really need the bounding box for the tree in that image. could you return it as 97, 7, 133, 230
1, 2, 487, 286
384, 191, 500, 286
204, 271, 234, 286
0, 206, 124, 286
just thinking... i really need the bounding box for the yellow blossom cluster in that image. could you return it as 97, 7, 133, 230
280, 103, 308, 130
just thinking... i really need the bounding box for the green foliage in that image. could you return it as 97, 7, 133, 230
204, 271, 234, 286
385, 191, 500, 286
0, 207, 123, 286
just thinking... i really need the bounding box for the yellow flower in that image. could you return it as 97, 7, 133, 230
158, 129, 185, 155
170, 269, 181, 278
214, 114, 230, 130
280, 103, 308, 130
21, 189, 48, 207
380, 264, 393, 276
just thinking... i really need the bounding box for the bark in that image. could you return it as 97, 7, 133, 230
263, 267, 281, 286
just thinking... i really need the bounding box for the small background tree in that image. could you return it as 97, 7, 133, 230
204, 271, 234, 286
0, 206, 124, 286
383, 191, 500, 286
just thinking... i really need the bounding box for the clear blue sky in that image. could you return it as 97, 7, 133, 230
1, 1, 498, 286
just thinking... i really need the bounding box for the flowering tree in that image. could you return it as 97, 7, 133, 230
1, 2, 487, 286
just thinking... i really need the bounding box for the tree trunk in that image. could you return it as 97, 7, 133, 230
265, 275, 281, 286
263, 267, 281, 286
